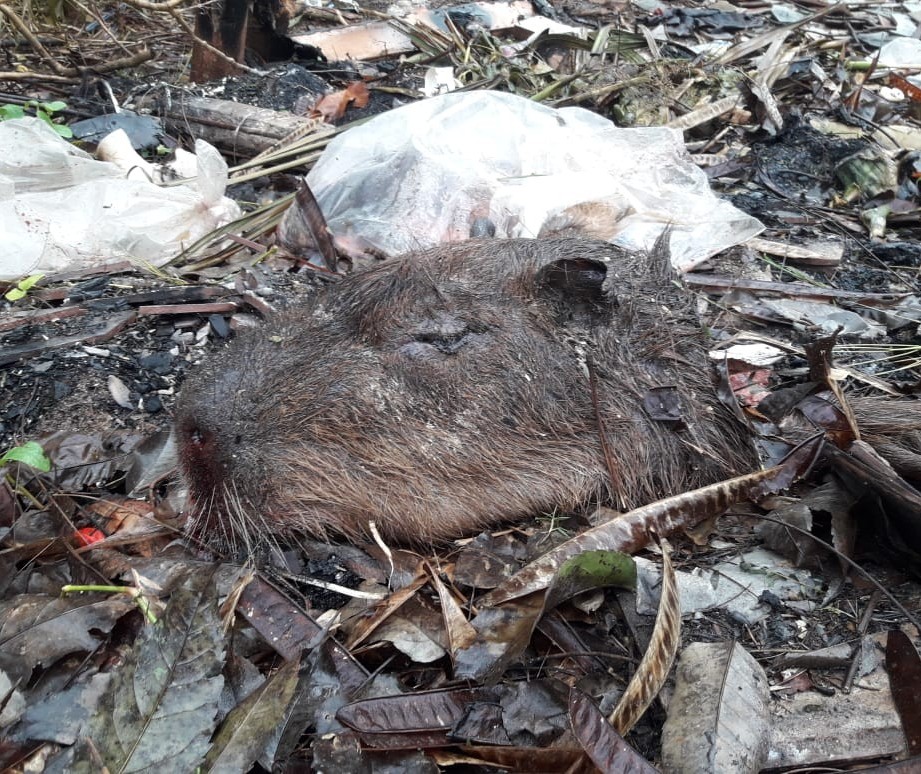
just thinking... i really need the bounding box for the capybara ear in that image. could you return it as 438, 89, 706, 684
535, 257, 608, 303
533, 255, 615, 324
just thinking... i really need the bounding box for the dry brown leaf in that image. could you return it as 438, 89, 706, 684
426, 562, 477, 655
311, 81, 370, 123
569, 687, 658, 773
609, 542, 680, 734
345, 573, 427, 650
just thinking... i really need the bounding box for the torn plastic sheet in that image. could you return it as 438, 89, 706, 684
287, 90, 764, 271
0, 118, 241, 281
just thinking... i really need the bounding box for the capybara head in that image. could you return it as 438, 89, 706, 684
175, 237, 756, 550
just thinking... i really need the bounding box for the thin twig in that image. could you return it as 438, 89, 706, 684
842, 588, 882, 693
67, 0, 133, 56
0, 2, 69, 74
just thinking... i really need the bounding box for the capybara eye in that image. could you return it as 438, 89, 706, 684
412, 329, 480, 355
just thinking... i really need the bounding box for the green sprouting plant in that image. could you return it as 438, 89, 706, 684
0, 100, 73, 138
5, 273, 44, 302
0, 441, 51, 472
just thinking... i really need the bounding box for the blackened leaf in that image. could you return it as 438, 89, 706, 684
886, 630, 921, 755
496, 680, 568, 745
89, 570, 225, 773
643, 386, 687, 428
203, 658, 300, 772
0, 594, 134, 672
827, 442, 921, 575
337, 687, 495, 734
451, 702, 510, 745
758, 479, 857, 569
125, 431, 177, 497
0, 663, 26, 728
452, 591, 547, 683
453, 532, 524, 588
569, 687, 657, 773
13, 672, 112, 744
43, 431, 144, 489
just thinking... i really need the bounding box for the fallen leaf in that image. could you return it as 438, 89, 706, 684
569, 687, 658, 773
609, 544, 679, 734
87, 570, 225, 772
886, 629, 921, 755
660, 641, 771, 773
0, 594, 134, 673
204, 657, 300, 772
338, 686, 492, 735
426, 562, 477, 655
311, 81, 370, 122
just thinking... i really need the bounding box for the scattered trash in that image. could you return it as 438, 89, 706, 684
69, 112, 166, 152
291, 0, 534, 60
0, 118, 240, 281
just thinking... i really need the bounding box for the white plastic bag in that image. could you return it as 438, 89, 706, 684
290, 90, 763, 271
0, 118, 241, 280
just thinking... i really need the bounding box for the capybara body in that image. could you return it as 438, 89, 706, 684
176, 238, 758, 548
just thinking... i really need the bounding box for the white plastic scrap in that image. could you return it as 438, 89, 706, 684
293, 90, 764, 272
0, 118, 241, 280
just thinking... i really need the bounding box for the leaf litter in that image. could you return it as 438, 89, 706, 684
3, 0, 921, 771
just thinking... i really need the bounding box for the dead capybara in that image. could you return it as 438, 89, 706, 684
175, 237, 762, 549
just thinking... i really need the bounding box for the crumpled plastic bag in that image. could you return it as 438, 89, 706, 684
284, 90, 763, 271
0, 118, 241, 281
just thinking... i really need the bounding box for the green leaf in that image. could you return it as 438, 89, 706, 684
41, 100, 67, 113
0, 104, 25, 120
1, 441, 52, 472
5, 273, 44, 302
53, 123, 74, 138
546, 549, 636, 609
18, 273, 44, 292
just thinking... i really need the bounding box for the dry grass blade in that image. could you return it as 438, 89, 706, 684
229, 122, 337, 183
608, 542, 680, 734
171, 195, 294, 271
388, 16, 455, 60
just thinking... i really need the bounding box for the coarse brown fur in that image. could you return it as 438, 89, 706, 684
175, 238, 761, 550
